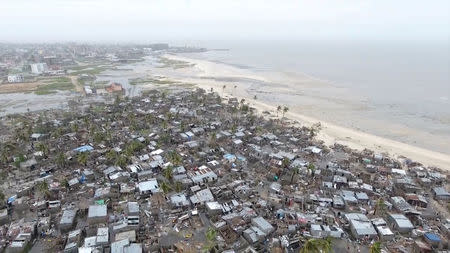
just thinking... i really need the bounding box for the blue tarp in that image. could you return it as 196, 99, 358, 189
80, 174, 86, 183
424, 233, 441, 242
237, 155, 247, 161
73, 145, 94, 153
7, 195, 16, 204
223, 154, 236, 160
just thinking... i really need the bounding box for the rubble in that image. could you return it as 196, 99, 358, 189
0, 88, 448, 252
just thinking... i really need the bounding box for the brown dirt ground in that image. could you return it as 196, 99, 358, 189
0, 81, 43, 93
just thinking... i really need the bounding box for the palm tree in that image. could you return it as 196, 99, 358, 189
369, 241, 382, 253
61, 178, 69, 189
56, 152, 67, 168
36, 180, 50, 197
0, 152, 8, 164
282, 106, 289, 118
160, 181, 171, 194
163, 166, 174, 182
240, 98, 246, 107
77, 152, 88, 166
282, 157, 290, 168
277, 105, 282, 118
209, 132, 217, 148
309, 122, 322, 138
106, 150, 118, 164
222, 85, 226, 96
180, 121, 186, 132
1, 141, 16, 163
204, 227, 217, 252
300, 238, 332, 253
175, 181, 183, 192
72, 122, 79, 133
307, 163, 316, 177
161, 120, 168, 131
231, 124, 237, 134
290, 167, 299, 184
115, 154, 129, 168
0, 190, 5, 203
37, 142, 49, 156
168, 151, 182, 166
374, 198, 386, 216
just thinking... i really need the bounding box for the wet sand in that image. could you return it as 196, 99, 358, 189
159, 54, 450, 169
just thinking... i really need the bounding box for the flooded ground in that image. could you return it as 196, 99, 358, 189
0, 91, 74, 116
0, 53, 187, 116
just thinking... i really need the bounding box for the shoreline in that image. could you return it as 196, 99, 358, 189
161, 54, 450, 170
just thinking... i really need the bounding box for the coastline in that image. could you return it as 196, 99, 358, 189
160, 53, 450, 170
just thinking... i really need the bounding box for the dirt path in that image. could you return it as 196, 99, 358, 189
69, 75, 83, 93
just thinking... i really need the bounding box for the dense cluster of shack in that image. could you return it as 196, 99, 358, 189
0, 88, 449, 253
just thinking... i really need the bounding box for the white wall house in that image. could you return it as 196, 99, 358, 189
30, 63, 48, 74
8, 74, 24, 83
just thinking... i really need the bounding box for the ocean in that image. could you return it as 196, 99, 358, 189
176, 40, 450, 154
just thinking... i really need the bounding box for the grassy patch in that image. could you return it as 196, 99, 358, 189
129, 77, 178, 86
158, 56, 195, 69
35, 77, 74, 95
68, 64, 114, 75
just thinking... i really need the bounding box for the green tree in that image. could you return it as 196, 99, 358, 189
106, 150, 118, 164
37, 142, 49, 156
204, 227, 217, 252
231, 124, 237, 134
14, 154, 26, 168
163, 166, 174, 182
282, 157, 290, 168
115, 154, 129, 168
61, 178, 69, 189
168, 151, 182, 166
282, 106, 289, 118
77, 152, 88, 166
290, 167, 299, 184
374, 198, 386, 216
56, 152, 67, 168
72, 123, 79, 132
1, 151, 9, 164
0, 190, 5, 203
369, 241, 382, 253
3, 141, 16, 157
180, 121, 186, 132
307, 163, 316, 177
300, 238, 332, 253
36, 180, 50, 197
309, 122, 322, 138
276, 105, 282, 118
93, 131, 106, 144
175, 181, 183, 193
209, 132, 217, 148
160, 181, 171, 194
161, 120, 168, 131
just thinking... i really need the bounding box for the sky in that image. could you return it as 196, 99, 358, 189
0, 0, 448, 43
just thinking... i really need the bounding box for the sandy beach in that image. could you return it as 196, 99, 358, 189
157, 54, 450, 170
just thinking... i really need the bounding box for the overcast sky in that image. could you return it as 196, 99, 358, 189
0, 0, 448, 43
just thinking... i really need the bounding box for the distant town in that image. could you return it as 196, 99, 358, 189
0, 43, 449, 253
0, 43, 206, 97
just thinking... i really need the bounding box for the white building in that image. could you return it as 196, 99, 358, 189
188, 166, 217, 184
8, 74, 24, 83
137, 178, 160, 195
30, 63, 48, 74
